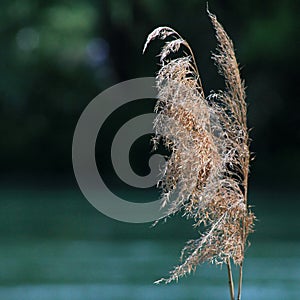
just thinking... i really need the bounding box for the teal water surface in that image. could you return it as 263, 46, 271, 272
0, 188, 299, 299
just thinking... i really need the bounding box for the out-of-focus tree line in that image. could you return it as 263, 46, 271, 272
0, 0, 299, 188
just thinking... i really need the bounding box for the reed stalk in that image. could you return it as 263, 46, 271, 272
143, 7, 255, 299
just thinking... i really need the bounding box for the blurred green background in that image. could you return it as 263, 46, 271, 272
0, 0, 299, 299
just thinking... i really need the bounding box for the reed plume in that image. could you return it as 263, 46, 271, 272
143, 8, 255, 300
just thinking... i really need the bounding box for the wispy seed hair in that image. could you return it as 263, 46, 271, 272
143, 8, 255, 284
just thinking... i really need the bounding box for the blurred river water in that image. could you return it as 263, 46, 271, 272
0, 188, 299, 299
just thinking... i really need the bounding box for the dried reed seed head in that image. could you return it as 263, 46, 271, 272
143, 26, 182, 54
160, 39, 188, 63
144, 9, 255, 284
